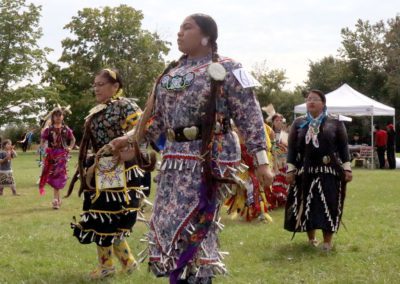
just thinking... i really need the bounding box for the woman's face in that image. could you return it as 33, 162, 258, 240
93, 75, 119, 103
52, 112, 64, 125
4, 142, 11, 150
177, 16, 205, 56
273, 116, 283, 131
306, 92, 325, 116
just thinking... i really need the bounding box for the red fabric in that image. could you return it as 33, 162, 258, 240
375, 130, 388, 147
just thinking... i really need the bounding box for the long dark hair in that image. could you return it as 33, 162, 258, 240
50, 109, 64, 125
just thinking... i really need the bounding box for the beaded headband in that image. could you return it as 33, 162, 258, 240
103, 68, 117, 80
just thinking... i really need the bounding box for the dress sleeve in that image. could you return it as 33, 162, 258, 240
225, 66, 266, 155
336, 121, 351, 166
286, 118, 300, 172
41, 128, 49, 141
120, 99, 143, 131
65, 126, 74, 139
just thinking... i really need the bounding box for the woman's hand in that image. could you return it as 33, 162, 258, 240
344, 171, 353, 182
6, 152, 12, 160
110, 135, 137, 162
110, 135, 129, 152
255, 164, 274, 188
117, 149, 136, 162
286, 172, 296, 185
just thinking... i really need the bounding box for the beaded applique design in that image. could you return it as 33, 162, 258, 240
160, 72, 195, 91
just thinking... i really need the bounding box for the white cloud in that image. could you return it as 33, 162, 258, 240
30, 0, 400, 88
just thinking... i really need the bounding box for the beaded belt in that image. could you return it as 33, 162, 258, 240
308, 155, 333, 165
167, 126, 202, 142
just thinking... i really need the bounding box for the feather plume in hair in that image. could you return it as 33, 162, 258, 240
262, 104, 276, 123
40, 105, 72, 128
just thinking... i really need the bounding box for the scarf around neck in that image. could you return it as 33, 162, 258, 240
301, 110, 327, 148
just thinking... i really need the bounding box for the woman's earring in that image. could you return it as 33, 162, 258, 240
201, 37, 209, 46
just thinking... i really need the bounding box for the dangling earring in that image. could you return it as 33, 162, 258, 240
201, 37, 209, 46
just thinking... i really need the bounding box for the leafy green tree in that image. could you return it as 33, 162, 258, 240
252, 61, 288, 106
306, 19, 389, 101
384, 16, 400, 119
339, 19, 388, 99
0, 0, 49, 126
252, 61, 304, 123
44, 5, 169, 140
340, 19, 386, 71
305, 17, 400, 149
305, 56, 352, 93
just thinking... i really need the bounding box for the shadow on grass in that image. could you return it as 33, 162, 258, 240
262, 241, 338, 264
17, 269, 119, 284
53, 270, 147, 284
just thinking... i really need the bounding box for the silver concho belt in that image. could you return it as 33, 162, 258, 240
167, 120, 232, 143
167, 126, 201, 142
322, 155, 331, 164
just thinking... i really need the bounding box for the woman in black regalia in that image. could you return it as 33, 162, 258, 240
284, 89, 353, 251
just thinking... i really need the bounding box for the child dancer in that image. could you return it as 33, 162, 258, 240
39, 107, 75, 209
0, 139, 19, 196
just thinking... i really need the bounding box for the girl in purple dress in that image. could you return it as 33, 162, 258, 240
39, 107, 75, 209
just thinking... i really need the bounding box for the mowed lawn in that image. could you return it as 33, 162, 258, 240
0, 151, 399, 284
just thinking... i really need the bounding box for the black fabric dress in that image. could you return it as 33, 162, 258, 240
71, 98, 149, 247
284, 115, 351, 233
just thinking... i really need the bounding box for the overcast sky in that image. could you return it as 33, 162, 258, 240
30, 0, 399, 89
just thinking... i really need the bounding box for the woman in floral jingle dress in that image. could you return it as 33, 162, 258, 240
70, 68, 147, 279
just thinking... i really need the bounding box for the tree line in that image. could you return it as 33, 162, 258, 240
1, 0, 399, 144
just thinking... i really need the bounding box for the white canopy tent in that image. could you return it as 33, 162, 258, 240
294, 83, 396, 168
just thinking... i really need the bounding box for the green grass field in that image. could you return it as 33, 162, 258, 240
1, 151, 399, 283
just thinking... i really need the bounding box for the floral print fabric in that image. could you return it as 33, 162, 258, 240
145, 54, 267, 278
71, 98, 144, 247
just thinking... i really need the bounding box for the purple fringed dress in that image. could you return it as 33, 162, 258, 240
39, 125, 74, 191
144, 54, 268, 281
